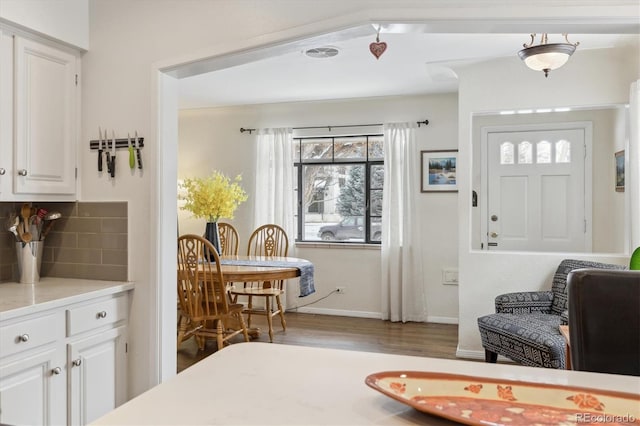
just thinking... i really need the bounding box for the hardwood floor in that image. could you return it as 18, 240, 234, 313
177, 312, 460, 373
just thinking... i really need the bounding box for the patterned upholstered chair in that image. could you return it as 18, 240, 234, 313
477, 259, 626, 369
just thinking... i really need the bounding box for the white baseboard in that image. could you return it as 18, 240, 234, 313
456, 346, 513, 363
291, 306, 382, 319
426, 316, 458, 324
288, 308, 460, 325
455, 348, 485, 360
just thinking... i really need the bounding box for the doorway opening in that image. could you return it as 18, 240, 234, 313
481, 122, 593, 252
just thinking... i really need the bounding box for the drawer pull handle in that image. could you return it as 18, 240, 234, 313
0, 168, 5, 175
52, 367, 62, 375
72, 358, 82, 367
18, 169, 28, 176
18, 334, 29, 343
97, 311, 108, 319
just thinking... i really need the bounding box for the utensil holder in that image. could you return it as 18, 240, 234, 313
16, 241, 44, 284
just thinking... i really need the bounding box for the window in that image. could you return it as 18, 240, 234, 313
294, 134, 383, 243
500, 142, 514, 164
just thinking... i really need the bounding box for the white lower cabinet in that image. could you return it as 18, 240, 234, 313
0, 289, 130, 426
0, 347, 66, 425
68, 326, 128, 425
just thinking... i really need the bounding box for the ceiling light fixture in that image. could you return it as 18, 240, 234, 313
518, 34, 579, 78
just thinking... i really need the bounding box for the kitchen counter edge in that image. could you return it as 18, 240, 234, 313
0, 278, 135, 321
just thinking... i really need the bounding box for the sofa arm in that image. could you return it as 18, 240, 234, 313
495, 291, 554, 314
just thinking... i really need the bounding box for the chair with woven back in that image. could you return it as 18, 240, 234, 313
229, 224, 289, 342
177, 234, 249, 350
217, 222, 240, 256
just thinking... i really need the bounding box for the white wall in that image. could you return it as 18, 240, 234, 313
456, 44, 639, 359
79, 0, 640, 398
0, 0, 89, 49
178, 93, 460, 321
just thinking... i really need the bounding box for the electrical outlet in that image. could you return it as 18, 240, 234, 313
336, 286, 347, 294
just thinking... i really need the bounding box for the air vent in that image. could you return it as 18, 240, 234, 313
304, 46, 340, 59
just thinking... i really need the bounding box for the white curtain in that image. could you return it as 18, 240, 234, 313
381, 122, 426, 322
253, 128, 295, 241
630, 80, 640, 250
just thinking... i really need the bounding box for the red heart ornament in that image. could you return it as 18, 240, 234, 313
369, 41, 387, 59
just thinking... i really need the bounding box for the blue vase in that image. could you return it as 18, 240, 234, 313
204, 222, 221, 260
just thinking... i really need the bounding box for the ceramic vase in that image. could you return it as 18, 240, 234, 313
204, 222, 221, 259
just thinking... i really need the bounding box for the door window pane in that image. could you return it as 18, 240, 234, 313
537, 140, 551, 163
500, 142, 514, 164
556, 139, 571, 163
518, 141, 532, 164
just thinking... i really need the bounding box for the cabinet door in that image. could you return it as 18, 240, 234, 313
0, 348, 66, 425
14, 36, 77, 196
68, 326, 127, 426
0, 30, 13, 197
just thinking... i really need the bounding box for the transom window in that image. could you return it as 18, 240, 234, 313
499, 139, 572, 165
293, 134, 383, 244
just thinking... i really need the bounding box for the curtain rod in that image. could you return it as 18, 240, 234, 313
239, 119, 429, 135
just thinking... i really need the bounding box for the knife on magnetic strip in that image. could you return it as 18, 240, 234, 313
98, 127, 103, 172
110, 130, 116, 178
135, 131, 143, 169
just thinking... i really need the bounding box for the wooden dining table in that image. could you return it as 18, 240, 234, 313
217, 255, 303, 282
180, 255, 314, 338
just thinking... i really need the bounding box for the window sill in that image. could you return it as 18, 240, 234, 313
295, 242, 381, 250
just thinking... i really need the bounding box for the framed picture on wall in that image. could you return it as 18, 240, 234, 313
421, 150, 458, 193
615, 150, 625, 192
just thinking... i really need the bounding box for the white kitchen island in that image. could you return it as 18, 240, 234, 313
92, 342, 640, 426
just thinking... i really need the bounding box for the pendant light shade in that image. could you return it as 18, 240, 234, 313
518, 34, 579, 77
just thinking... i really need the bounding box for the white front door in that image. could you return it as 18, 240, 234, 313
484, 125, 590, 252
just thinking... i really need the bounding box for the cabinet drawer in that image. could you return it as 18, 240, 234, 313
0, 313, 62, 358
66, 294, 128, 336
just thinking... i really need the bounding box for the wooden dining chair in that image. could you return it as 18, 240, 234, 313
177, 234, 249, 350
229, 224, 289, 342
217, 222, 239, 256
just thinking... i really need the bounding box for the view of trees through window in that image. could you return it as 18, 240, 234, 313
293, 134, 383, 243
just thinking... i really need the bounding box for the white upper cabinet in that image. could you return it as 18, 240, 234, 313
0, 29, 80, 201
14, 36, 78, 196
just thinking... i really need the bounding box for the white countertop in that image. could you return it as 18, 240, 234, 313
0, 277, 134, 321
91, 342, 640, 426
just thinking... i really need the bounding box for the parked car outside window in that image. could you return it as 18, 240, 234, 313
317, 216, 382, 241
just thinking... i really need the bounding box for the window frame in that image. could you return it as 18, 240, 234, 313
293, 134, 383, 244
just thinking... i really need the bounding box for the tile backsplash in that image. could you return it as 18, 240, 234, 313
0, 202, 127, 282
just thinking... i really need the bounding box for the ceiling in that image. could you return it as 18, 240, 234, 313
177, 30, 639, 109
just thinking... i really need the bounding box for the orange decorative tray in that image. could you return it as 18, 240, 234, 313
365, 371, 640, 425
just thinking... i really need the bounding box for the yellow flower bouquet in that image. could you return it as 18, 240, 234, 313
180, 171, 248, 222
